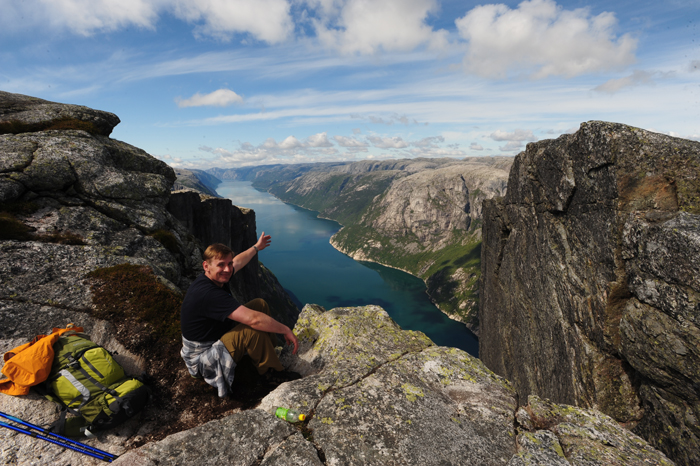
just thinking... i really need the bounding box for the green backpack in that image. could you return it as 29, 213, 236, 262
40, 333, 150, 437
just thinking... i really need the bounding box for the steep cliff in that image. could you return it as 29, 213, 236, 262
207, 158, 511, 332
480, 121, 700, 466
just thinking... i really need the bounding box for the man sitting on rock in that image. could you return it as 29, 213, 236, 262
180, 236, 300, 397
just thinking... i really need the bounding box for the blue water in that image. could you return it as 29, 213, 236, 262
217, 181, 478, 357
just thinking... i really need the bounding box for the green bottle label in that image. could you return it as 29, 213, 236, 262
274, 407, 288, 419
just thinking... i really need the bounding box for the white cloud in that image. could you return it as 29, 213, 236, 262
690, 60, 700, 72
351, 113, 421, 125
333, 135, 369, 150
311, 0, 448, 55
470, 143, 483, 151
500, 141, 524, 152
411, 136, 444, 148
368, 135, 408, 149
35, 0, 159, 35
307, 132, 334, 147
490, 129, 537, 142
279, 135, 303, 149
455, 0, 637, 79
197, 134, 342, 167
593, 70, 673, 94
171, 0, 293, 43
5, 0, 293, 43
176, 89, 244, 107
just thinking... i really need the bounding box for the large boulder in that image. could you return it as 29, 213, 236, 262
479, 121, 700, 465
0, 91, 120, 137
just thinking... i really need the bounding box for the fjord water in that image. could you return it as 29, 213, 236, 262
217, 181, 479, 357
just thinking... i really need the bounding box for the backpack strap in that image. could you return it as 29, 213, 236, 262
58, 369, 92, 408
33, 382, 84, 435
66, 355, 125, 410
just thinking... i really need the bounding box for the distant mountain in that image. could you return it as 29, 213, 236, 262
207, 157, 513, 334
172, 168, 221, 196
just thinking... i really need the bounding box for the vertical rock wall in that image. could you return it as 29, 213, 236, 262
479, 121, 700, 465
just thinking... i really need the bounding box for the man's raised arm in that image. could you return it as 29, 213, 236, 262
232, 232, 271, 274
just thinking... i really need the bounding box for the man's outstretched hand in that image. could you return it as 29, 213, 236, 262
256, 232, 272, 252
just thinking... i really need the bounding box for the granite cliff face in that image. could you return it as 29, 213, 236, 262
206, 158, 511, 332
480, 121, 700, 466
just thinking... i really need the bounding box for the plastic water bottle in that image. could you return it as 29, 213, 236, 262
271, 407, 306, 423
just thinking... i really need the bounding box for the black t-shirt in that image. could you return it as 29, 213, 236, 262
180, 273, 242, 342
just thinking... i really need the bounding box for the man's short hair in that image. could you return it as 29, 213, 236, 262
203, 243, 234, 262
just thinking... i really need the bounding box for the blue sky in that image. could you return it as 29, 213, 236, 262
1, 0, 698, 169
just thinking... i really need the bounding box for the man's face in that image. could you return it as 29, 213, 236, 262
203, 254, 234, 286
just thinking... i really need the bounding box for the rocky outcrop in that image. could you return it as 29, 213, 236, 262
511, 395, 675, 466
480, 121, 700, 465
113, 304, 675, 466
0, 91, 198, 464
0, 91, 201, 286
0, 91, 120, 137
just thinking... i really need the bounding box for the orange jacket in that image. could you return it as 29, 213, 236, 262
0, 325, 84, 396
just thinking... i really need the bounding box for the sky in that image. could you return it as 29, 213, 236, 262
1, 0, 698, 169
